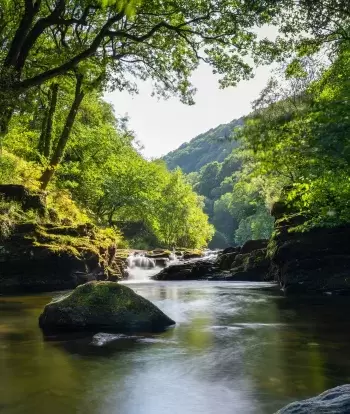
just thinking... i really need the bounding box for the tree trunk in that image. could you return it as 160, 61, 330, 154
38, 83, 59, 158
40, 75, 84, 190
3, 0, 40, 68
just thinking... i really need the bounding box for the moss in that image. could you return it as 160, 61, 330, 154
267, 237, 278, 259
39, 281, 175, 333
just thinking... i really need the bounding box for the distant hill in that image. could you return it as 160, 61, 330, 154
163, 118, 243, 174
163, 117, 244, 248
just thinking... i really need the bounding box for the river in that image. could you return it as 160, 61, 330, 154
1, 280, 350, 414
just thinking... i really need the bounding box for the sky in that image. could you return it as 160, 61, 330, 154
104, 29, 277, 159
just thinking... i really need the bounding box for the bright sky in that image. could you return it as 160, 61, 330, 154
105, 28, 277, 159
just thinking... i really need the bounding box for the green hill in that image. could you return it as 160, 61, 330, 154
163, 117, 244, 248
163, 118, 243, 174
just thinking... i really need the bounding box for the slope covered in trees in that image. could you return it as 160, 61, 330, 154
0, 0, 295, 254
1, 0, 350, 253
163, 118, 242, 174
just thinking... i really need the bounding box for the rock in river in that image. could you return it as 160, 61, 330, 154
39, 281, 175, 333
276, 385, 350, 413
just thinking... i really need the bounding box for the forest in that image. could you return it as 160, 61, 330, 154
1, 2, 350, 413
0, 0, 349, 251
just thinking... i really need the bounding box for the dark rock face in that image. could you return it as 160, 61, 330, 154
226, 248, 270, 281
152, 260, 216, 281
222, 246, 241, 255
0, 245, 96, 294
241, 239, 268, 254
153, 242, 271, 282
215, 250, 239, 270
0, 222, 127, 294
39, 281, 175, 333
269, 224, 350, 294
276, 385, 350, 413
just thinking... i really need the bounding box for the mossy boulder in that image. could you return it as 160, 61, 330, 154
39, 281, 175, 333
183, 249, 203, 259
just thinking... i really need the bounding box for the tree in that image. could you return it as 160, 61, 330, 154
156, 169, 214, 248
0, 0, 282, 141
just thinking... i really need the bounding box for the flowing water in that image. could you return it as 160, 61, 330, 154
2, 277, 350, 414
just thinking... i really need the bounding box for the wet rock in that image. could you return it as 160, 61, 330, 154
39, 281, 175, 333
276, 385, 350, 413
151, 260, 216, 281
268, 224, 350, 294
226, 248, 270, 281
215, 251, 239, 270
241, 239, 268, 254
222, 246, 240, 255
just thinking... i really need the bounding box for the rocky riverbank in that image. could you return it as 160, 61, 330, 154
268, 201, 350, 295
0, 184, 128, 294
152, 208, 350, 295
152, 239, 271, 282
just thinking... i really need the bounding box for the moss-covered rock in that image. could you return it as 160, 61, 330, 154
226, 248, 271, 281
39, 281, 175, 333
182, 249, 203, 259
0, 223, 128, 293
0, 186, 128, 294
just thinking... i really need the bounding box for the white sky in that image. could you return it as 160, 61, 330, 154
105, 27, 278, 159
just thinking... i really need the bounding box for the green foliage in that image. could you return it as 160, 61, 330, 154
236, 48, 350, 232
0, 0, 284, 137
163, 118, 243, 173
2, 87, 212, 249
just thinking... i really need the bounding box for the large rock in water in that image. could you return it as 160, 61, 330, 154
152, 259, 216, 281
269, 224, 350, 294
39, 281, 175, 333
276, 385, 350, 413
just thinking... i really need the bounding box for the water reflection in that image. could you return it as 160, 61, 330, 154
1, 282, 350, 414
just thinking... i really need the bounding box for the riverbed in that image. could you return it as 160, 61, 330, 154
1, 280, 350, 414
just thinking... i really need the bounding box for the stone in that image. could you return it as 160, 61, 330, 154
276, 385, 350, 413
0, 184, 46, 215
226, 248, 271, 281
269, 224, 350, 294
0, 222, 128, 294
152, 260, 216, 281
39, 281, 175, 333
241, 239, 268, 254
222, 246, 240, 255
215, 251, 239, 270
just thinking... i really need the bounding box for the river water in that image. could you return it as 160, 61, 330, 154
1, 280, 350, 414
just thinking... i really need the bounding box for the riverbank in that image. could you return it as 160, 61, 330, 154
2, 184, 350, 296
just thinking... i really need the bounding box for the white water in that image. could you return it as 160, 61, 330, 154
125, 250, 220, 281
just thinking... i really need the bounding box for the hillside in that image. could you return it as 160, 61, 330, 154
163, 117, 245, 248
163, 118, 243, 173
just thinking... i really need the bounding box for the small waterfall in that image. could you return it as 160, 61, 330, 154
127, 253, 156, 269
202, 249, 220, 262
126, 253, 159, 281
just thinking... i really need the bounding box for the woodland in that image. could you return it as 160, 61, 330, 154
0, 0, 349, 250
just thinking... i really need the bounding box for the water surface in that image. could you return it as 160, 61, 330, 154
1, 281, 350, 414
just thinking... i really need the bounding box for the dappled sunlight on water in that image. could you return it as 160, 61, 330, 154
1, 281, 350, 413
